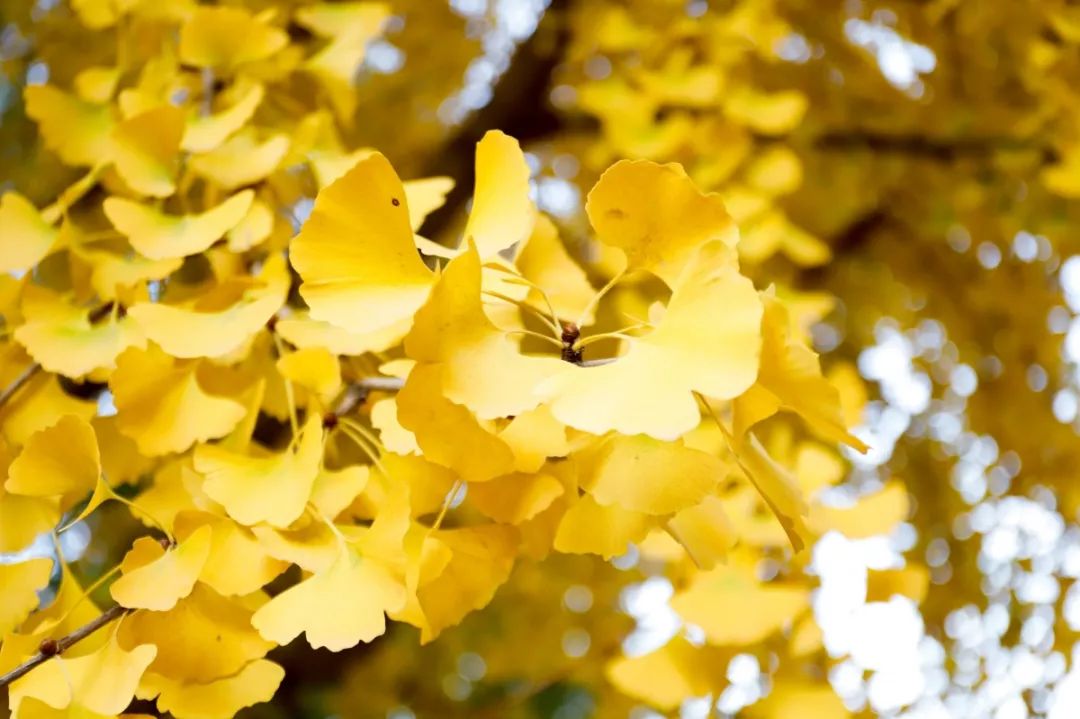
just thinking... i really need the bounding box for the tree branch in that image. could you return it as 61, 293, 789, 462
0, 362, 40, 410
0, 604, 130, 689
812, 131, 1054, 162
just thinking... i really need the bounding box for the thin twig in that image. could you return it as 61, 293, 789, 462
0, 604, 130, 688
0, 363, 41, 409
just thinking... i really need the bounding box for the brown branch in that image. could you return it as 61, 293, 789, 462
812, 131, 1055, 162
0, 362, 41, 409
0, 604, 130, 689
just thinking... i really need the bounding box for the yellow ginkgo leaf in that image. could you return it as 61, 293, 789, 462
127, 254, 287, 359
70, 0, 139, 29
143, 659, 284, 719
14, 288, 145, 378
178, 6, 289, 71
24, 85, 114, 167
579, 434, 726, 515
111, 345, 246, 455
515, 214, 597, 324
291, 152, 435, 334
189, 131, 290, 191
226, 197, 275, 252
403, 524, 518, 643
370, 397, 419, 454
195, 415, 323, 527
297, 3, 391, 119
810, 481, 909, 539
0, 558, 52, 636
586, 159, 737, 288
0, 193, 60, 274
118, 584, 275, 683
403, 176, 455, 231
182, 83, 265, 153
461, 130, 536, 257
723, 87, 808, 135
173, 513, 288, 596
275, 313, 409, 356
74, 65, 120, 103
110, 525, 212, 610
276, 346, 341, 402
0, 484, 60, 553
404, 243, 562, 419
606, 638, 730, 711
252, 545, 405, 651
538, 242, 762, 440
469, 471, 564, 524
110, 105, 185, 198
9, 633, 156, 716
497, 406, 569, 473
6, 415, 100, 512
670, 555, 809, 646
554, 493, 652, 559
80, 246, 182, 302
666, 494, 736, 570
310, 465, 369, 520
748, 683, 851, 719
729, 431, 810, 552
735, 291, 868, 451
396, 364, 515, 482
105, 190, 254, 260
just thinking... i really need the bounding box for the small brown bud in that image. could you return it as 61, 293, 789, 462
38, 638, 59, 656
322, 412, 339, 430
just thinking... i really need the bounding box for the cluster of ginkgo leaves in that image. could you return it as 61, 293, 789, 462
0, 2, 901, 718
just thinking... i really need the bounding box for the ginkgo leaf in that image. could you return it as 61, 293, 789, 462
178, 6, 289, 71
252, 545, 405, 651
275, 313, 409, 356
469, 471, 564, 524
670, 555, 809, 646
404, 177, 455, 231
182, 82, 265, 153
666, 495, 735, 570
118, 584, 275, 683
127, 254, 288, 358
310, 465, 369, 519
515, 214, 597, 324
104, 190, 254, 260
9, 633, 156, 715
188, 131, 290, 191
0, 192, 60, 274
461, 130, 536, 257
14, 288, 145, 378
586, 159, 737, 287
404, 242, 562, 419
226, 197, 275, 252
291, 152, 435, 334
809, 481, 909, 539
80, 246, 182, 302
538, 242, 762, 440
173, 513, 288, 596
606, 638, 730, 711
74, 65, 120, 103
497, 406, 570, 473
723, 87, 808, 134
276, 346, 341, 402
730, 432, 810, 552
24, 85, 114, 167
110, 525, 212, 610
396, 364, 515, 482
143, 659, 284, 719
0, 484, 60, 553
554, 493, 652, 559
195, 416, 323, 527
0, 558, 52, 636
735, 290, 868, 451
579, 434, 726, 515
110, 345, 246, 455
6, 415, 100, 512
402, 524, 518, 643
110, 105, 185, 198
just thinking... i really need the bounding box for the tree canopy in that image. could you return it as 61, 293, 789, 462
1, 1, 1078, 718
